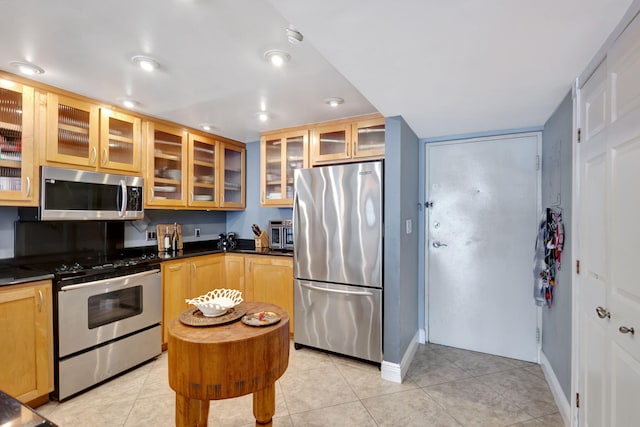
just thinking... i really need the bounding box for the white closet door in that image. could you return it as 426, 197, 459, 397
577, 12, 640, 426
426, 133, 540, 362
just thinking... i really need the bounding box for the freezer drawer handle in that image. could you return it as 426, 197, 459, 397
300, 282, 373, 296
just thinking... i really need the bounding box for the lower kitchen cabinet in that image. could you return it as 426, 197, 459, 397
161, 253, 293, 344
244, 255, 294, 334
161, 254, 225, 345
224, 253, 245, 294
0, 280, 53, 404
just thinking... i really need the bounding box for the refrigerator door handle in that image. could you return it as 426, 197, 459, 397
300, 282, 373, 296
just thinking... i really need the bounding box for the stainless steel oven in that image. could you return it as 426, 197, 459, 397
55, 268, 161, 400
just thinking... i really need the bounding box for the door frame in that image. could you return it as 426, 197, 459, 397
423, 132, 542, 357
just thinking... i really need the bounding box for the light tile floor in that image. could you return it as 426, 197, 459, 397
37, 342, 564, 426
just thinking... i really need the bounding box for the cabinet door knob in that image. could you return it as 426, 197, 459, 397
102, 148, 108, 165
596, 306, 611, 319
38, 289, 44, 312
25, 176, 31, 197
91, 147, 98, 164
619, 326, 635, 335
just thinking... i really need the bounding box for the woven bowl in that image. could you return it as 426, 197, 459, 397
185, 288, 243, 317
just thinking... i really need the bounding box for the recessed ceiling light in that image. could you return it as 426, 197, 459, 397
122, 99, 139, 109
131, 55, 159, 72
258, 112, 269, 122
9, 61, 44, 76
264, 50, 290, 67
200, 123, 215, 132
286, 27, 304, 44
325, 97, 344, 107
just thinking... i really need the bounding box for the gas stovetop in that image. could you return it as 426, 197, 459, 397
25, 252, 161, 286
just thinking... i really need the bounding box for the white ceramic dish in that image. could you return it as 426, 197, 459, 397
185, 288, 243, 317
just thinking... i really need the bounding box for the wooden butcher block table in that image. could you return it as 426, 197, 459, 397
168, 302, 290, 427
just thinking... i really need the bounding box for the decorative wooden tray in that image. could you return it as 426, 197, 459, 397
179, 304, 247, 327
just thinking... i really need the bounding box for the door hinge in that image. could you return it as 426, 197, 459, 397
577, 128, 582, 143
425, 201, 434, 208
536, 327, 541, 344
576, 260, 581, 275
536, 155, 541, 171
576, 392, 580, 408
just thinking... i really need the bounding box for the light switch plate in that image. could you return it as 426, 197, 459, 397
406, 219, 412, 234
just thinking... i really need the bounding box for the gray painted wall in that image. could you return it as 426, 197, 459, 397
541, 91, 573, 400
227, 141, 292, 239
383, 116, 420, 364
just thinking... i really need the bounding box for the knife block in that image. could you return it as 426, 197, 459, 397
254, 231, 269, 249
157, 223, 183, 252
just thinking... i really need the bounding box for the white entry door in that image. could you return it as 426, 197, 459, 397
577, 13, 640, 427
426, 133, 540, 362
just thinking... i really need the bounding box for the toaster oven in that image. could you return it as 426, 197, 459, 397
268, 219, 293, 250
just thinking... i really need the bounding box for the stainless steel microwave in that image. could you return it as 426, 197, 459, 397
269, 219, 293, 250
36, 167, 144, 220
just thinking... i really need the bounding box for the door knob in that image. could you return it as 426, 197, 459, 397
619, 326, 635, 335
432, 241, 448, 248
596, 306, 611, 319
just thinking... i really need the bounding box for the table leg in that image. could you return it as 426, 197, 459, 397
253, 383, 276, 426
175, 394, 210, 427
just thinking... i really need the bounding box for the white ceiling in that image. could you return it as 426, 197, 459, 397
1, 0, 633, 142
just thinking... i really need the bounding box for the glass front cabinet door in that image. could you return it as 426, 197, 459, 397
99, 109, 142, 173
46, 93, 99, 168
0, 78, 37, 205
260, 130, 308, 207
188, 133, 218, 207
310, 123, 350, 166
145, 121, 188, 207
352, 117, 385, 159
219, 142, 245, 209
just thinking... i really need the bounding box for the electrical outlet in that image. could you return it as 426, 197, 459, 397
195, 228, 200, 237
146, 230, 157, 241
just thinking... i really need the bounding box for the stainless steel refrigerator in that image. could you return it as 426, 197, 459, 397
293, 161, 382, 363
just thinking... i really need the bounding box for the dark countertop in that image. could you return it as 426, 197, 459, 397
0, 239, 291, 287
0, 263, 54, 287
0, 390, 57, 426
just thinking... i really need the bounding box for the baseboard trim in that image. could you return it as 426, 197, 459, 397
419, 327, 426, 344
381, 330, 419, 383
540, 351, 571, 426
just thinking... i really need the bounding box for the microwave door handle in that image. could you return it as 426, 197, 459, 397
118, 179, 127, 217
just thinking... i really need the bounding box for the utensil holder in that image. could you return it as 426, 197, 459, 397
254, 231, 269, 249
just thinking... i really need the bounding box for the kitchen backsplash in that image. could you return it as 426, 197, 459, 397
0, 207, 230, 260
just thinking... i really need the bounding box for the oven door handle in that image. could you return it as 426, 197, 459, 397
60, 269, 159, 291
117, 179, 127, 217
300, 282, 373, 296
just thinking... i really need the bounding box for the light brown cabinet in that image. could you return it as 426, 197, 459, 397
260, 129, 308, 207
0, 280, 53, 403
161, 254, 225, 344
45, 93, 142, 174
0, 78, 38, 206
146, 121, 245, 210
311, 114, 385, 166
219, 142, 246, 209
244, 255, 294, 334
224, 253, 246, 294
188, 132, 218, 207
161, 253, 293, 341
145, 121, 188, 207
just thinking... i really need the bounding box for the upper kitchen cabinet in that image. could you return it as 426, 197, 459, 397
310, 113, 385, 166
351, 116, 385, 160
219, 142, 245, 209
145, 121, 188, 207
0, 78, 38, 206
99, 109, 142, 172
188, 132, 218, 208
260, 130, 308, 207
45, 93, 142, 174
